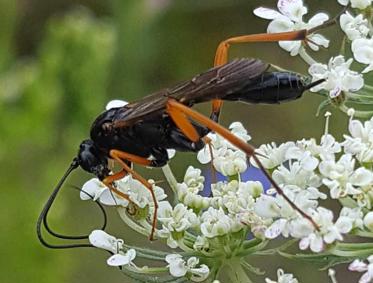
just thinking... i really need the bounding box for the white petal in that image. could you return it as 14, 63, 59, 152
197, 147, 211, 164
267, 17, 294, 33
337, 0, 349, 5
342, 73, 364, 92
308, 13, 329, 28
277, 0, 307, 22
360, 271, 372, 283
329, 87, 342, 98
265, 219, 287, 239
167, 149, 176, 159
308, 34, 329, 49
253, 7, 282, 19
351, 167, 373, 186
353, 46, 373, 65
349, 259, 368, 272
106, 99, 128, 110
279, 40, 302, 56
107, 249, 136, 266
310, 235, 324, 252
80, 178, 104, 200
89, 230, 122, 253
190, 264, 210, 282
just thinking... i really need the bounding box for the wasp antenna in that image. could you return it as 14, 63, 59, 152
303, 78, 325, 92
42, 185, 107, 240
36, 158, 93, 249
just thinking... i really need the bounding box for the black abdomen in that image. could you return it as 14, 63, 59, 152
223, 72, 305, 104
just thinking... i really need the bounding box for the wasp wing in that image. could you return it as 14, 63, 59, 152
113, 58, 268, 127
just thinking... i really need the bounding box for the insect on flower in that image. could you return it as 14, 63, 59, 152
37, 20, 332, 249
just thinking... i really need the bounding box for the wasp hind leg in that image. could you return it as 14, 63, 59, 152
108, 149, 158, 241
210, 29, 308, 123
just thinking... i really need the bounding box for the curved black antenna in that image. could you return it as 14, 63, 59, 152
302, 78, 325, 92
42, 185, 107, 240
36, 158, 93, 249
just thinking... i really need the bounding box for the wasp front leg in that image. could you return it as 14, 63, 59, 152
108, 150, 158, 240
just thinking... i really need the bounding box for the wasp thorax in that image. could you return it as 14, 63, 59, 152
77, 139, 109, 180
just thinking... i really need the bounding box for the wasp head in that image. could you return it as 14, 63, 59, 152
77, 139, 110, 180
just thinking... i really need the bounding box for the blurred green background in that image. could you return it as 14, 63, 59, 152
0, 0, 356, 282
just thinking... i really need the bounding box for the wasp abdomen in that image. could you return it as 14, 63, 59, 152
223, 72, 306, 104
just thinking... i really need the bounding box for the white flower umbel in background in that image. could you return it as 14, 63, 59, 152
308, 55, 364, 98
254, 0, 329, 56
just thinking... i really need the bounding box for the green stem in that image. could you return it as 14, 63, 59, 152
331, 248, 373, 257
117, 207, 150, 237
351, 230, 373, 238
339, 104, 373, 118
226, 261, 253, 283
236, 239, 268, 257
299, 48, 317, 65
136, 266, 168, 274
161, 164, 179, 195
337, 242, 373, 250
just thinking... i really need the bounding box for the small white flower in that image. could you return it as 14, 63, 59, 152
213, 149, 247, 176
107, 249, 136, 267
200, 207, 236, 238
273, 161, 321, 190
106, 99, 128, 110
254, 0, 329, 56
265, 268, 299, 283
343, 116, 373, 163
352, 37, 373, 73
338, 0, 372, 10
349, 255, 373, 283
183, 166, 205, 191
340, 12, 369, 41
197, 122, 250, 176
165, 254, 210, 282
158, 202, 199, 248
299, 207, 348, 252
89, 230, 123, 254
252, 142, 295, 169
309, 55, 364, 98
339, 207, 364, 230
319, 154, 372, 199
296, 135, 341, 161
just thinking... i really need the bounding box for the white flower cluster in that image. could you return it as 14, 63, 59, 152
253, 114, 373, 252
77, 1, 373, 281
81, 115, 373, 281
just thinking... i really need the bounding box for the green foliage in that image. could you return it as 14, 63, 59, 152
0, 9, 115, 283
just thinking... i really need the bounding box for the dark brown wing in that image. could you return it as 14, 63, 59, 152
113, 58, 268, 127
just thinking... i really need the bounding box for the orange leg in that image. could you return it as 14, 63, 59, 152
167, 99, 319, 230
211, 29, 307, 122
202, 136, 217, 184
109, 150, 158, 240
103, 170, 132, 203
